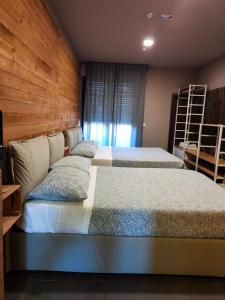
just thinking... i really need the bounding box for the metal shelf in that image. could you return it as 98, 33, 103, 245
186, 124, 225, 182
173, 84, 207, 154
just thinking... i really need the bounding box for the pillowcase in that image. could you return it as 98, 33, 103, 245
47, 132, 64, 166
26, 167, 90, 202
9, 135, 49, 202
81, 140, 99, 148
70, 141, 97, 158
77, 126, 83, 144
63, 128, 78, 150
51, 156, 91, 173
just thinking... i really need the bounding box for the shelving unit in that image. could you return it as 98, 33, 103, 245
2, 185, 21, 235
173, 84, 207, 158
184, 124, 225, 183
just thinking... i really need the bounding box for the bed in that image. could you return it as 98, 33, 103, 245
64, 127, 184, 168
9, 134, 225, 276
18, 166, 225, 238
13, 166, 225, 276
91, 146, 184, 168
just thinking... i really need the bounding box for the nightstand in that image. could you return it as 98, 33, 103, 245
2, 185, 22, 235
64, 146, 70, 157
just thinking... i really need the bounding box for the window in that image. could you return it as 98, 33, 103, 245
83, 63, 147, 147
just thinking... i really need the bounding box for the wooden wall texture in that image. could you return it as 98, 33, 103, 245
0, 0, 80, 145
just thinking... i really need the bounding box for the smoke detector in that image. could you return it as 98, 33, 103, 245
160, 14, 172, 20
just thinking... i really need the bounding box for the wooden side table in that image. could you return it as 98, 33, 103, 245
2, 185, 22, 236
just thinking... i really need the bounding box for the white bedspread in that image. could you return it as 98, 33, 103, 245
18, 167, 97, 234
91, 146, 112, 166
19, 166, 225, 239
91, 146, 184, 168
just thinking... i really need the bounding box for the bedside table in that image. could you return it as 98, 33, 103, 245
2, 185, 22, 235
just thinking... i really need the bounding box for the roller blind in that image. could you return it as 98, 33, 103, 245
83, 62, 147, 146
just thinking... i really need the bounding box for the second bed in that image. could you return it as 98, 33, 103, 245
64, 127, 184, 168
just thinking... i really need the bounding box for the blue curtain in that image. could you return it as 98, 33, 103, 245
83, 62, 147, 147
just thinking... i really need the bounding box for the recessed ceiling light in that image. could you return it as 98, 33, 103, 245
146, 12, 153, 19
143, 38, 154, 48
160, 14, 172, 20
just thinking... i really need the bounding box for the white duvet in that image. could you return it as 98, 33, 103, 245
18, 167, 98, 234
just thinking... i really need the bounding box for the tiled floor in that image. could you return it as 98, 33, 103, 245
5, 271, 225, 299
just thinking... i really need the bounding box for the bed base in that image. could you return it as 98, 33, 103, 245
10, 232, 225, 276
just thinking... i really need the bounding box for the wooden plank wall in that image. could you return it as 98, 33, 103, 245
0, 0, 80, 145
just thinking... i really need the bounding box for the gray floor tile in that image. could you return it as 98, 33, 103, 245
32, 271, 70, 281
69, 281, 107, 299
22, 280, 107, 300
23, 281, 71, 300
188, 283, 225, 299
159, 275, 222, 285
69, 272, 111, 281
5, 279, 30, 300
6, 271, 33, 281
107, 281, 190, 300
5, 271, 225, 300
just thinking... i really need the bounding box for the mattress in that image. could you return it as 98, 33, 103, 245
91, 146, 184, 168
19, 166, 225, 239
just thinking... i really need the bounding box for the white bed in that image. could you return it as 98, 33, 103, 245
91, 146, 184, 168
19, 166, 225, 239
10, 134, 225, 276
64, 127, 184, 168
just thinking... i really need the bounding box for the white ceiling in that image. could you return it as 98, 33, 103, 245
47, 0, 225, 68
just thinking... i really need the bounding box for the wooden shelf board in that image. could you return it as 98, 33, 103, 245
219, 184, 225, 189
184, 159, 224, 180
2, 185, 20, 201
185, 149, 225, 166
3, 215, 21, 236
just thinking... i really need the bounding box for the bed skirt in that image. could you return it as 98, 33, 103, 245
10, 232, 225, 276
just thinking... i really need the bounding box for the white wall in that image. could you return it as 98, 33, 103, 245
196, 55, 225, 90
143, 68, 195, 149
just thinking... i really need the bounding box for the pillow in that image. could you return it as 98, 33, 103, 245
63, 128, 78, 150
77, 126, 83, 144
51, 156, 91, 173
47, 132, 64, 165
26, 167, 90, 202
9, 135, 49, 202
82, 140, 99, 148
70, 141, 97, 158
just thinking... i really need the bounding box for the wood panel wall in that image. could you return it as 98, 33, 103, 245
0, 0, 80, 145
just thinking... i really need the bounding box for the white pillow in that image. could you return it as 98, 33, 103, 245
64, 128, 78, 150
47, 132, 64, 165
71, 141, 97, 158
9, 136, 49, 202
26, 167, 90, 202
77, 126, 83, 144
51, 156, 91, 173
